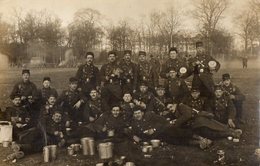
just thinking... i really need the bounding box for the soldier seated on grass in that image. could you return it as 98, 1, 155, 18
220, 73, 246, 124
83, 88, 107, 123
6, 94, 32, 141
129, 107, 212, 149
133, 82, 155, 110
80, 105, 129, 141
120, 92, 136, 122
38, 76, 58, 105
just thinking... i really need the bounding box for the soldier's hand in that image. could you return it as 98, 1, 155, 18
228, 119, 236, 128
229, 95, 235, 100
25, 118, 30, 123
133, 89, 136, 94
21, 96, 26, 101
65, 121, 70, 127
73, 100, 82, 109
16, 123, 23, 128
54, 131, 59, 136
105, 76, 109, 80
133, 135, 141, 143
102, 125, 107, 132
147, 128, 155, 135
89, 116, 95, 122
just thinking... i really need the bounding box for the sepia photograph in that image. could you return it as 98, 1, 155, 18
0, 0, 259, 165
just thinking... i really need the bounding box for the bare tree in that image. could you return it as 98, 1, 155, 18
193, 0, 229, 56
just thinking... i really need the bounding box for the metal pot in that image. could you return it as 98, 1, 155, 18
67, 147, 74, 156
125, 162, 135, 166
49, 145, 57, 160
98, 142, 113, 159
81, 137, 95, 155
43, 146, 50, 162
150, 139, 161, 148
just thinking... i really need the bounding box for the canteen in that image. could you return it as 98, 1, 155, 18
0, 121, 13, 143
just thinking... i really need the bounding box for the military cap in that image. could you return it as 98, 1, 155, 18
133, 105, 145, 112
214, 84, 223, 91
191, 86, 200, 92
124, 50, 132, 55
47, 92, 58, 99
169, 47, 178, 53
85, 52, 94, 58
43, 77, 51, 82
222, 73, 231, 81
108, 50, 117, 56
22, 69, 30, 75
196, 41, 203, 48
69, 77, 78, 83
139, 82, 148, 87
11, 94, 22, 100
138, 51, 146, 56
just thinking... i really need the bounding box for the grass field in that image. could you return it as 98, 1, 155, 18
0, 65, 259, 166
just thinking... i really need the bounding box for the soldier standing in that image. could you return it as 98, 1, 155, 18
149, 54, 161, 77
190, 42, 220, 97
136, 51, 159, 91
160, 47, 190, 79
221, 73, 246, 124
10, 69, 38, 107
100, 51, 122, 108
75, 52, 100, 97
119, 50, 137, 93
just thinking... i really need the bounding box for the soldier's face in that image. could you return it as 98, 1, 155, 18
133, 110, 144, 120
139, 55, 146, 62
48, 96, 56, 105
139, 85, 148, 93
52, 113, 62, 123
169, 71, 177, 78
196, 46, 204, 54
123, 93, 132, 102
69, 82, 78, 91
86, 55, 94, 64
124, 54, 131, 62
22, 73, 30, 82
169, 51, 177, 59
90, 90, 98, 99
156, 89, 165, 97
223, 79, 231, 86
111, 107, 120, 117
108, 54, 116, 63
215, 90, 223, 98
13, 97, 21, 106
191, 91, 200, 99
43, 80, 51, 88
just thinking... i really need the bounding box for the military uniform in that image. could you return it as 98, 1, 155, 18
76, 63, 100, 96
38, 87, 58, 103
130, 111, 193, 144
165, 77, 190, 103
10, 81, 38, 105
182, 95, 207, 111
160, 58, 190, 79
100, 61, 122, 108
136, 61, 159, 89
221, 82, 245, 121
83, 98, 107, 123
120, 101, 135, 122
83, 111, 128, 140
149, 95, 172, 116
118, 59, 137, 93
206, 95, 236, 124
133, 91, 155, 110
56, 89, 87, 123
6, 105, 31, 140
150, 57, 161, 76
190, 53, 220, 97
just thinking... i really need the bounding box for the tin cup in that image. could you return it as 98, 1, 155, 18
66, 128, 72, 135
142, 146, 148, 153
43, 146, 50, 163
73, 144, 81, 152
107, 130, 115, 137
67, 147, 74, 156
146, 145, 153, 153
150, 139, 161, 148
96, 163, 104, 166
2, 141, 10, 147
49, 145, 57, 160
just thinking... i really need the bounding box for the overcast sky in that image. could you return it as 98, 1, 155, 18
0, 0, 250, 33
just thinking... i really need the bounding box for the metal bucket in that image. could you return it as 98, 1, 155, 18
0, 121, 12, 143
67, 147, 74, 156
49, 145, 57, 160
81, 137, 95, 155
125, 162, 135, 166
98, 142, 113, 159
150, 139, 161, 148
43, 146, 50, 162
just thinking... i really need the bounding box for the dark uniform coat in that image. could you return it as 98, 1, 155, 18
136, 61, 159, 88
76, 63, 100, 95
190, 54, 220, 97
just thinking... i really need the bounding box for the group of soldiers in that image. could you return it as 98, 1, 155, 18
2, 41, 246, 162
